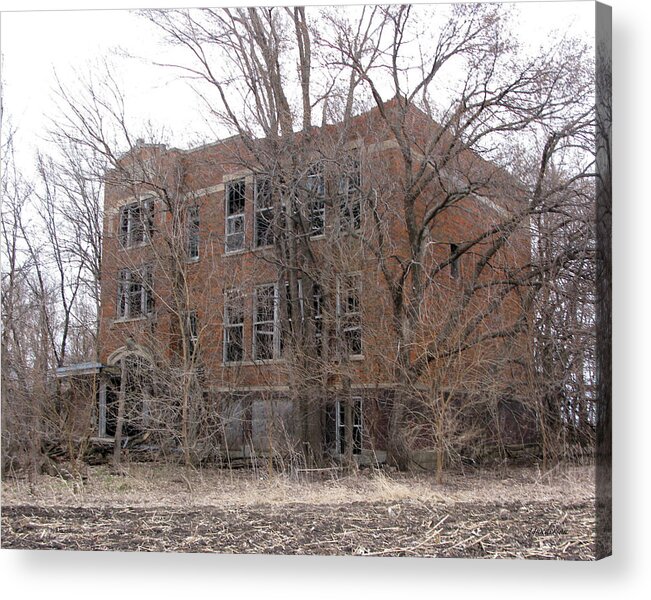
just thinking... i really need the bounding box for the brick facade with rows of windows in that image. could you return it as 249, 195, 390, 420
95, 102, 533, 465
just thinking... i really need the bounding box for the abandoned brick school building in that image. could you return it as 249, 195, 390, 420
61, 102, 534, 466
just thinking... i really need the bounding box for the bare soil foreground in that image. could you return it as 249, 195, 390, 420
1, 464, 596, 559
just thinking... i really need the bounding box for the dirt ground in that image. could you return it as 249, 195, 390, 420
1, 463, 596, 559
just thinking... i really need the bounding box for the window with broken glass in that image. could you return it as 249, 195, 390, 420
187, 205, 200, 260
225, 179, 246, 252
253, 284, 278, 360
338, 274, 362, 356
325, 397, 363, 455
338, 157, 361, 231
119, 199, 154, 247
280, 279, 323, 356
224, 290, 245, 363
339, 397, 363, 455
254, 176, 274, 248
305, 164, 325, 236
117, 266, 154, 319
312, 282, 324, 354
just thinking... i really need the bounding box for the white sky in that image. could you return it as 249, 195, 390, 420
1, 1, 594, 172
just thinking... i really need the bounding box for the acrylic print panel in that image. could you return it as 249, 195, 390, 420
0, 1, 611, 560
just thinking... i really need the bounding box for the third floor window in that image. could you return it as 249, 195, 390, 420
119, 199, 154, 247
225, 179, 246, 253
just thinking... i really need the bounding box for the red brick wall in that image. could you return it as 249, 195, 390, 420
98, 107, 531, 397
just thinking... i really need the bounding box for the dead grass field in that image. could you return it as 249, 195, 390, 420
1, 463, 596, 559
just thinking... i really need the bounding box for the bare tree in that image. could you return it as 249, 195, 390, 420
139, 5, 597, 472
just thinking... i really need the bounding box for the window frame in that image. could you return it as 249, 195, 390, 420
119, 198, 154, 248
253, 283, 279, 361
335, 396, 363, 455
116, 266, 154, 320
338, 156, 362, 232
223, 289, 245, 363
306, 164, 325, 237
187, 205, 200, 261
280, 279, 323, 356
225, 179, 246, 253
254, 176, 274, 248
337, 273, 363, 357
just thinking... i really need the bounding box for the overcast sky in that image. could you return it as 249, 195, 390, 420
1, 1, 594, 173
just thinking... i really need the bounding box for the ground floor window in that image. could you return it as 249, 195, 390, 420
326, 397, 363, 455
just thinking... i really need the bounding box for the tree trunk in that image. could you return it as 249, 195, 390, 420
387, 391, 410, 471
112, 357, 127, 468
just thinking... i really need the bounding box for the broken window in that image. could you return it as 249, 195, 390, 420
187, 205, 200, 260
326, 397, 363, 455
226, 179, 246, 252
280, 279, 323, 356
338, 156, 361, 231
253, 283, 278, 360
338, 273, 362, 356
283, 280, 301, 339
305, 164, 325, 236
119, 199, 154, 247
224, 289, 245, 363
312, 282, 323, 354
117, 266, 154, 319
254, 176, 274, 248
450, 243, 460, 279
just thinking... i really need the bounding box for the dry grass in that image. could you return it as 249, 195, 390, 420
1, 462, 594, 510
1, 463, 597, 557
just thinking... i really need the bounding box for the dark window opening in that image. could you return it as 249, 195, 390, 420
255, 176, 274, 247
119, 199, 154, 247
187, 205, 200, 259
226, 179, 246, 252
339, 274, 362, 356
224, 290, 245, 362
325, 398, 363, 455
117, 266, 154, 319
306, 165, 325, 236
254, 284, 277, 360
450, 243, 460, 279
338, 157, 361, 231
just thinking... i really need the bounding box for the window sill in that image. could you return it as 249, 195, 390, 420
120, 241, 151, 251
223, 248, 249, 257
222, 358, 285, 367
113, 315, 150, 324
186, 256, 200, 264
